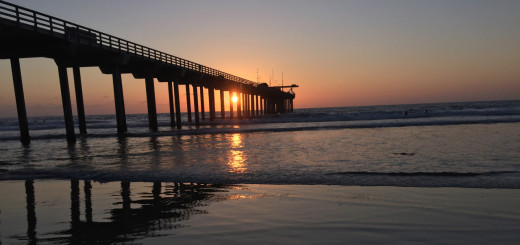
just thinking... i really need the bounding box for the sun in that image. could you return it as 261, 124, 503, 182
232, 96, 238, 103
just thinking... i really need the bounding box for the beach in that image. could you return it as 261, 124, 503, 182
1, 181, 519, 244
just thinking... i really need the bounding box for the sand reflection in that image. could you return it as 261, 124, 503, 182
228, 133, 247, 174
2, 180, 230, 244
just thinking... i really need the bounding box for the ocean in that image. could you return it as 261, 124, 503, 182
1, 100, 519, 188
1, 100, 520, 244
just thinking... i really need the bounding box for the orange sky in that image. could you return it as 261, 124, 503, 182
1, 0, 519, 117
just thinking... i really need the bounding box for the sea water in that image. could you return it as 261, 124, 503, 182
0, 100, 519, 188
1, 100, 520, 244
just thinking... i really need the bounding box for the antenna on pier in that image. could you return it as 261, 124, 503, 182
256, 68, 260, 83
270, 69, 272, 87
281, 72, 284, 92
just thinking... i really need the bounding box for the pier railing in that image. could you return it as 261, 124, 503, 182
0, 0, 257, 87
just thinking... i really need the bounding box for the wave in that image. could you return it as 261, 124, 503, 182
1, 115, 519, 141
327, 171, 519, 177
2, 168, 520, 189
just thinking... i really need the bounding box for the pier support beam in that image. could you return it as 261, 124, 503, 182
237, 92, 242, 118
193, 84, 200, 126
243, 93, 248, 118
251, 94, 255, 118
255, 95, 259, 116
73, 67, 87, 134
220, 90, 225, 119
168, 82, 175, 128
208, 87, 215, 121
229, 91, 234, 119
10, 58, 30, 144
57, 62, 76, 143
200, 86, 205, 121
185, 84, 192, 123
112, 67, 127, 134
145, 76, 158, 131
261, 97, 264, 115
173, 81, 182, 129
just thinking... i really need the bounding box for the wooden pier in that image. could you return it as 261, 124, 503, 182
0, 1, 297, 143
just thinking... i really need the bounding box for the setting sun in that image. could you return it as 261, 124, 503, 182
232, 95, 238, 103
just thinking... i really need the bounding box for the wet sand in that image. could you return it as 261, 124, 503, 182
1, 180, 519, 244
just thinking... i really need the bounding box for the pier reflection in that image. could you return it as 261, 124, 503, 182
18, 180, 230, 244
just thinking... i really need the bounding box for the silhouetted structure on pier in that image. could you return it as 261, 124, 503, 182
0, 1, 297, 143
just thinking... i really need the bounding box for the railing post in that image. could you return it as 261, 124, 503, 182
33, 12, 36, 30
49, 16, 53, 33
15, 6, 20, 26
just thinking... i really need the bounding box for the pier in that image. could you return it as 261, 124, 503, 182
0, 1, 297, 143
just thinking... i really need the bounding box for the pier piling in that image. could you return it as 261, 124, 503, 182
209, 88, 215, 121
112, 67, 127, 134
237, 92, 242, 118
145, 75, 158, 131
56, 61, 76, 143
10, 58, 30, 144
229, 91, 234, 119
73, 67, 87, 134
185, 84, 192, 123
173, 81, 182, 129
168, 82, 176, 128
193, 84, 200, 126
220, 90, 225, 119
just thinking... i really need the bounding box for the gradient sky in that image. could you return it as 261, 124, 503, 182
1, 0, 519, 117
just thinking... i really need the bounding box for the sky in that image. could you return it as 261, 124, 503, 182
1, 0, 519, 117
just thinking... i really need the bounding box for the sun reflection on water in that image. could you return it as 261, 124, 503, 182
228, 133, 247, 174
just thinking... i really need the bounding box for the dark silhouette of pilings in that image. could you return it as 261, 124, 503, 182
220, 90, 225, 119
208, 88, 216, 121
0, 1, 297, 143
200, 86, 206, 121
168, 82, 176, 128
112, 67, 127, 134
173, 82, 182, 129
229, 91, 234, 119
237, 92, 242, 118
10, 58, 30, 144
193, 84, 200, 126
185, 85, 192, 123
73, 67, 87, 134
56, 61, 76, 143
145, 75, 158, 131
